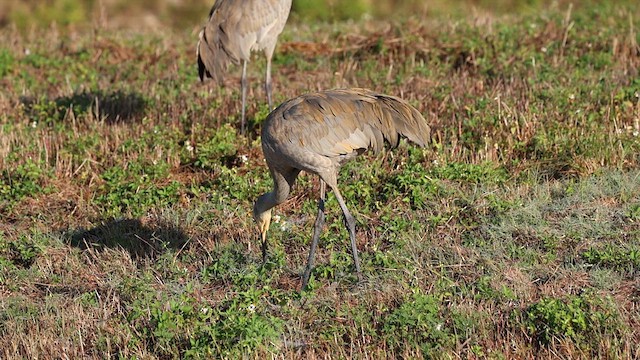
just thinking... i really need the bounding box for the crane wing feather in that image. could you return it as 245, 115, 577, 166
265, 89, 430, 163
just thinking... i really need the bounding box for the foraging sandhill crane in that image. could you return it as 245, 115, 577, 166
197, 0, 292, 133
253, 88, 431, 289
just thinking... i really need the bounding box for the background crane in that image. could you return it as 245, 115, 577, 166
253, 88, 432, 289
197, 0, 292, 133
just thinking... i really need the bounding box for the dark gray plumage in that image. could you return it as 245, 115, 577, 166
253, 88, 431, 289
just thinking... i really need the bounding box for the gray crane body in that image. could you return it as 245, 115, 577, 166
254, 88, 431, 289
197, 0, 292, 132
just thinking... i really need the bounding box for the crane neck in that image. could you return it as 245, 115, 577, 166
254, 191, 278, 218
254, 167, 295, 234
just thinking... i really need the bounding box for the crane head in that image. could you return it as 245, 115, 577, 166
253, 200, 272, 249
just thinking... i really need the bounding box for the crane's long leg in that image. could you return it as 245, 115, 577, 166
329, 185, 363, 282
241, 59, 248, 134
265, 55, 273, 111
301, 180, 326, 290
261, 229, 268, 263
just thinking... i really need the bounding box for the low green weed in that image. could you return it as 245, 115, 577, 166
202, 241, 289, 292
0, 49, 14, 78
311, 251, 355, 285
382, 292, 466, 357
96, 160, 182, 217
520, 293, 622, 349
0, 296, 41, 325
473, 275, 517, 301
627, 204, 640, 221
0, 158, 49, 207
384, 162, 442, 209
582, 246, 640, 272
126, 287, 284, 358
192, 124, 238, 170
202, 244, 272, 287
0, 232, 45, 268
431, 161, 508, 184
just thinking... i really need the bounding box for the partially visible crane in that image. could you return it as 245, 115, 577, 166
253, 88, 431, 289
197, 0, 292, 133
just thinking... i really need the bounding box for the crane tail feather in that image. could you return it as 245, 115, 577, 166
372, 92, 431, 149
197, 4, 241, 84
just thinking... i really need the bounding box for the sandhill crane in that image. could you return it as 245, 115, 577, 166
197, 0, 292, 133
253, 88, 431, 289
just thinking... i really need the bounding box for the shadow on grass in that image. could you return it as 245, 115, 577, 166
21, 89, 147, 124
68, 218, 188, 259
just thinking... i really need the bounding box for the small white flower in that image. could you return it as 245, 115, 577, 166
435, 323, 443, 331
541, 47, 547, 53
184, 140, 194, 153
31, 121, 37, 128
272, 214, 281, 223
240, 154, 248, 164
201, 307, 210, 314
280, 220, 291, 232
568, 94, 575, 101
247, 304, 256, 313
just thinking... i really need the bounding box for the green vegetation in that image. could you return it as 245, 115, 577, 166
96, 160, 182, 217
0, 158, 49, 207
382, 292, 469, 357
520, 293, 623, 352
1, 0, 640, 358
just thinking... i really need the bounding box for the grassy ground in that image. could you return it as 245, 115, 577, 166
1, 1, 640, 358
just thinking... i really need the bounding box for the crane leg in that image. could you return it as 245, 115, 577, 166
265, 55, 273, 110
301, 180, 326, 290
261, 230, 268, 263
241, 60, 248, 134
329, 185, 363, 282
